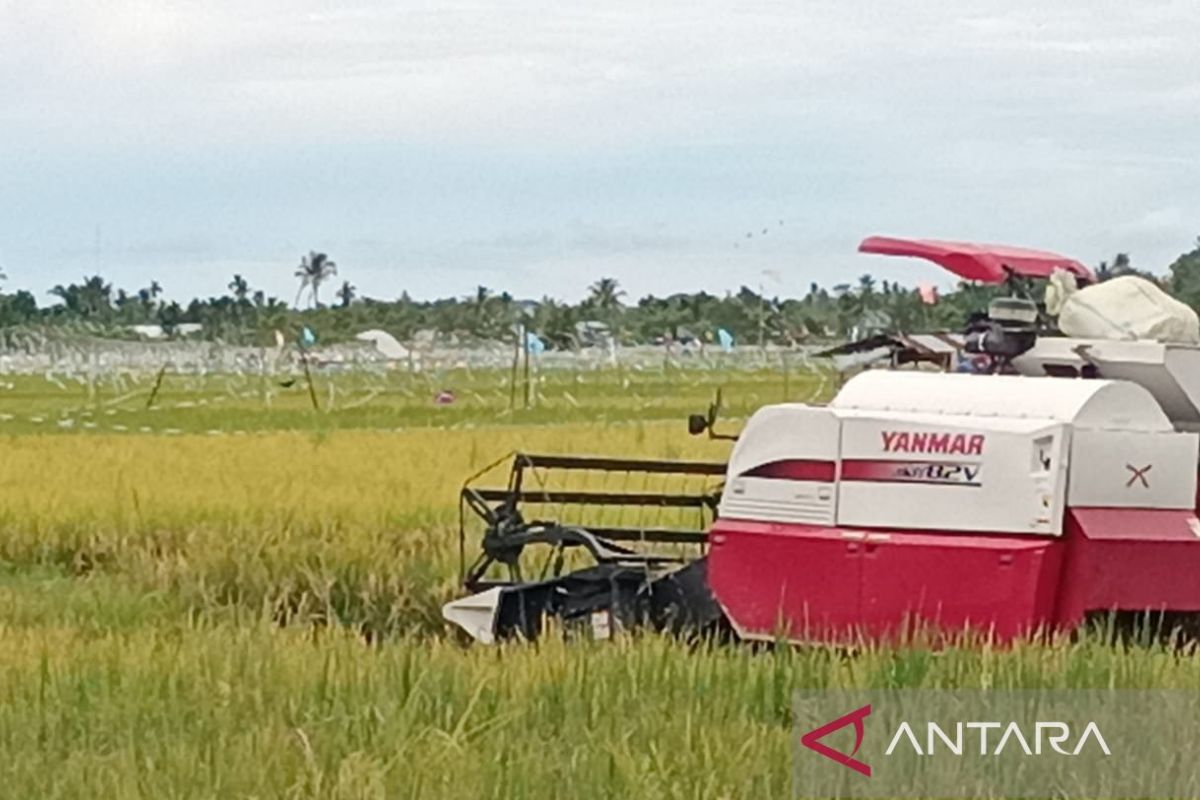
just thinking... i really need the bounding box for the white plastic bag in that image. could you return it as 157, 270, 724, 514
1043, 269, 1078, 317
1058, 275, 1200, 344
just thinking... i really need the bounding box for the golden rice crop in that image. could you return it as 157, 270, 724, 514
0, 586, 1194, 800
1, 366, 1193, 798
0, 422, 730, 635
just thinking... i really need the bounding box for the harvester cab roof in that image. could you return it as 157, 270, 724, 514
857, 235, 1096, 285
445, 236, 1200, 648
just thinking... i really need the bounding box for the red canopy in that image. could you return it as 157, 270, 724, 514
859, 236, 1094, 284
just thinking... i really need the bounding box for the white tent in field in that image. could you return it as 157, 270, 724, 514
355, 329, 411, 360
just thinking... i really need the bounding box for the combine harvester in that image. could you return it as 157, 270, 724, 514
445, 237, 1200, 645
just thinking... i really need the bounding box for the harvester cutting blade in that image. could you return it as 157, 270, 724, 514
442, 558, 727, 644
442, 587, 503, 644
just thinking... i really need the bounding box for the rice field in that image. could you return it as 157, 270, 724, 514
1, 363, 1197, 799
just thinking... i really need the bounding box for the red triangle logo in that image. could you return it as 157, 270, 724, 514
800, 704, 872, 777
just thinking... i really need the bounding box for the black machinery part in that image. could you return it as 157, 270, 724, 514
492, 557, 727, 641
458, 452, 729, 641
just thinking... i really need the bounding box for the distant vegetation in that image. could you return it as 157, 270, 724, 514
3, 239, 1200, 347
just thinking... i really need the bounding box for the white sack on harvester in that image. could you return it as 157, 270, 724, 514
1045, 269, 1200, 344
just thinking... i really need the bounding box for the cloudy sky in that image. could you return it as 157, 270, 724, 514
2, 1, 1198, 304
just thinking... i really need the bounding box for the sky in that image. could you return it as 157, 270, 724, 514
1, 0, 1198, 305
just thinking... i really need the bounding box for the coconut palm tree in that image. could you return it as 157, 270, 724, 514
294, 252, 338, 308
466, 285, 497, 337
857, 273, 877, 310
49, 283, 83, 315
81, 275, 112, 314
587, 277, 625, 311
335, 280, 357, 308
228, 274, 250, 301
49, 276, 113, 318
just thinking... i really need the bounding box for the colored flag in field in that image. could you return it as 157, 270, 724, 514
717, 328, 734, 351
525, 331, 545, 354
300, 326, 317, 346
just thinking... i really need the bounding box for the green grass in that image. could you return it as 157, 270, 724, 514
0, 363, 832, 435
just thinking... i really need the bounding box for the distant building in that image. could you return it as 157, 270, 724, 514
574, 320, 612, 348
129, 324, 203, 339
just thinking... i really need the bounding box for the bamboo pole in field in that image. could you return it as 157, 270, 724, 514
522, 325, 531, 410
145, 363, 169, 410
781, 347, 790, 401
299, 343, 320, 411
509, 324, 520, 411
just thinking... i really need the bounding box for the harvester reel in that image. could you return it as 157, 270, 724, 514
461, 488, 529, 583
452, 453, 725, 641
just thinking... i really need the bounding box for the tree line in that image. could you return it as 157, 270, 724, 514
1, 240, 1199, 348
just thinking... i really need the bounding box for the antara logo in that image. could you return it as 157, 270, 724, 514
800, 707, 1112, 779
885, 721, 1111, 757
801, 704, 872, 777
882, 431, 985, 456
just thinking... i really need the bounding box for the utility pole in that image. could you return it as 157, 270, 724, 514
522, 322, 531, 409
509, 323, 520, 411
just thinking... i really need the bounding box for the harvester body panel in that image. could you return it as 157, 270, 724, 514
720, 405, 840, 526
835, 412, 1067, 536
708, 520, 1062, 643
707, 371, 1200, 645
1056, 509, 1200, 626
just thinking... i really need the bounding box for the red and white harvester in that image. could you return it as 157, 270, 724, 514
445, 237, 1200, 645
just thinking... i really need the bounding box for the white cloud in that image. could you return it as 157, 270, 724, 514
1, 0, 1198, 300
3, 0, 1193, 149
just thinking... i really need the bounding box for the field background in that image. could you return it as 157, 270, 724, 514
2, 363, 1198, 799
